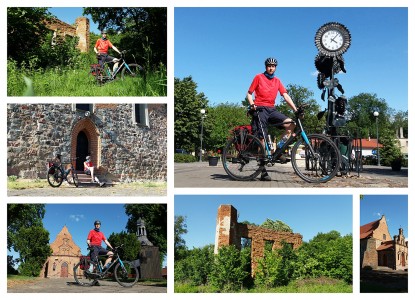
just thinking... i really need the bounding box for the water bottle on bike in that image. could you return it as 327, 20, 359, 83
277, 134, 289, 149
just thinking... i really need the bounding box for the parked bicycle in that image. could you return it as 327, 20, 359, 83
47, 158, 79, 187
222, 104, 341, 183
74, 244, 140, 287
90, 50, 144, 85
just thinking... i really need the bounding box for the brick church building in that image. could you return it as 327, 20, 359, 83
360, 215, 408, 270
7, 103, 167, 183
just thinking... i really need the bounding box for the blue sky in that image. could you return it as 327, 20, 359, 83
175, 194, 353, 249
175, 7, 408, 113
48, 7, 100, 34
360, 195, 408, 240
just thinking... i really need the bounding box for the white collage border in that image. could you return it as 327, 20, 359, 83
1, 0, 413, 299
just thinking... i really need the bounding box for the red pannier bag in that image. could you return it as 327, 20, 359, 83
231, 125, 252, 151
79, 256, 90, 270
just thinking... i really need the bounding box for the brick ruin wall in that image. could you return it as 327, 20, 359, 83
215, 204, 302, 275
44, 17, 90, 52
7, 104, 167, 182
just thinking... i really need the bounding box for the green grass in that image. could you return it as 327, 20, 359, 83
175, 277, 352, 293
7, 62, 167, 96
7, 178, 50, 190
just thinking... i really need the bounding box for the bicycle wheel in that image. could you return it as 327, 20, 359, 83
114, 261, 139, 287
67, 169, 79, 187
222, 133, 265, 181
47, 166, 63, 187
121, 63, 144, 79
291, 134, 341, 183
73, 260, 98, 286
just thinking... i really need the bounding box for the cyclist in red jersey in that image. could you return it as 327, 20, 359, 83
87, 220, 114, 273
247, 57, 298, 181
94, 30, 122, 73
83, 156, 95, 183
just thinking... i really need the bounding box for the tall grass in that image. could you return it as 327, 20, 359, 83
7, 60, 167, 96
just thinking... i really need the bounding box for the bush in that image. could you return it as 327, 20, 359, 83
174, 153, 197, 163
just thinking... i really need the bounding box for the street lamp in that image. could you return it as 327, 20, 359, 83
199, 109, 206, 162
373, 111, 380, 166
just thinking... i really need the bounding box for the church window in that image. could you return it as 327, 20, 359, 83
383, 234, 386, 240
75, 104, 93, 114
133, 104, 149, 127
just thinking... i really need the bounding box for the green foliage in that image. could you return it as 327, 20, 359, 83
174, 215, 188, 260
14, 226, 52, 276
294, 231, 353, 284
8, 176, 18, 182
209, 245, 250, 292
174, 153, 197, 163
261, 219, 293, 232
255, 242, 297, 288
204, 102, 252, 151
107, 231, 141, 261
84, 7, 166, 69
174, 245, 215, 286
174, 76, 209, 153
124, 204, 167, 260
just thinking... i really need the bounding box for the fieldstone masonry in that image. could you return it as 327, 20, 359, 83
44, 17, 90, 52
7, 104, 167, 182
215, 205, 302, 275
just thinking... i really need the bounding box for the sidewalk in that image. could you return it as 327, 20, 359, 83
174, 162, 407, 188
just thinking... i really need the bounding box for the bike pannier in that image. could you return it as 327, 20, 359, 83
232, 125, 252, 151
79, 256, 90, 270
90, 64, 102, 76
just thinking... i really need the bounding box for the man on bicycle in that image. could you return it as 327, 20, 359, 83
87, 220, 114, 273
246, 57, 298, 181
94, 30, 122, 74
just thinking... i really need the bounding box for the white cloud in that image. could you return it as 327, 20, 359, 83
69, 214, 85, 222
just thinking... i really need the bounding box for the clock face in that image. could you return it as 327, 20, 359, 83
322, 29, 344, 51
315, 22, 351, 56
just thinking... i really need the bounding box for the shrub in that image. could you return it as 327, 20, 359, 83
174, 153, 197, 163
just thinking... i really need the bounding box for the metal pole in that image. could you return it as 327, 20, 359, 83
199, 114, 203, 162
376, 116, 380, 166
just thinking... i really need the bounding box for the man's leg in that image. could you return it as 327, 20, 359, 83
254, 109, 272, 181
90, 167, 95, 182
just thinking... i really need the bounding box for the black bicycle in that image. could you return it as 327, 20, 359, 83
47, 158, 79, 187
73, 244, 140, 287
90, 50, 144, 85
222, 105, 341, 183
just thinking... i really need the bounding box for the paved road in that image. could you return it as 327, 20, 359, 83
7, 184, 167, 197
175, 162, 407, 188
7, 277, 166, 293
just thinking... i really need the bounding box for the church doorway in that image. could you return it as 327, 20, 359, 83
61, 262, 68, 277
76, 131, 89, 171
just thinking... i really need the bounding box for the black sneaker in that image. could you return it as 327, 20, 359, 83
260, 172, 272, 181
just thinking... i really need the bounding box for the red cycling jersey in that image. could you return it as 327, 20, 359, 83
95, 38, 114, 54
248, 73, 287, 107
87, 229, 106, 246
84, 161, 94, 171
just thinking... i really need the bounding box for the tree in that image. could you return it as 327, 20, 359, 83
83, 7, 167, 68
107, 231, 141, 261
174, 76, 209, 153
124, 204, 167, 260
14, 226, 52, 276
209, 245, 250, 291
204, 102, 251, 151
7, 7, 51, 64
260, 219, 293, 232
174, 215, 188, 260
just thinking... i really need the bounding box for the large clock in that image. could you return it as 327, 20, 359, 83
315, 22, 351, 57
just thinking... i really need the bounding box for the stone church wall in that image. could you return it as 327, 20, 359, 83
7, 103, 167, 182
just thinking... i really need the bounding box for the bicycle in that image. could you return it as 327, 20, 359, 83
73, 244, 140, 287
222, 105, 341, 183
47, 158, 79, 188
90, 50, 144, 85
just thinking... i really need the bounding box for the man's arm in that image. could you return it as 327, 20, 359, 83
282, 92, 297, 112
112, 45, 121, 55
94, 47, 99, 54
246, 92, 255, 107
104, 239, 113, 250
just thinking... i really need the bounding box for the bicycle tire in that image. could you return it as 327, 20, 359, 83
73, 260, 98, 286
47, 166, 63, 187
69, 169, 79, 187
222, 133, 265, 181
291, 133, 340, 183
121, 63, 144, 80
114, 261, 139, 287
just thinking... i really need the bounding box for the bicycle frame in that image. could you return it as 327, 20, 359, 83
254, 107, 317, 163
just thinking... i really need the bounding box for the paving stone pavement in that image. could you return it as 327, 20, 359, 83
7, 277, 166, 293
175, 162, 407, 188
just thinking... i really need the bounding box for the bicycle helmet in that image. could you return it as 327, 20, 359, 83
101, 30, 107, 34
86, 156, 91, 160
94, 220, 101, 225
264, 57, 278, 66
